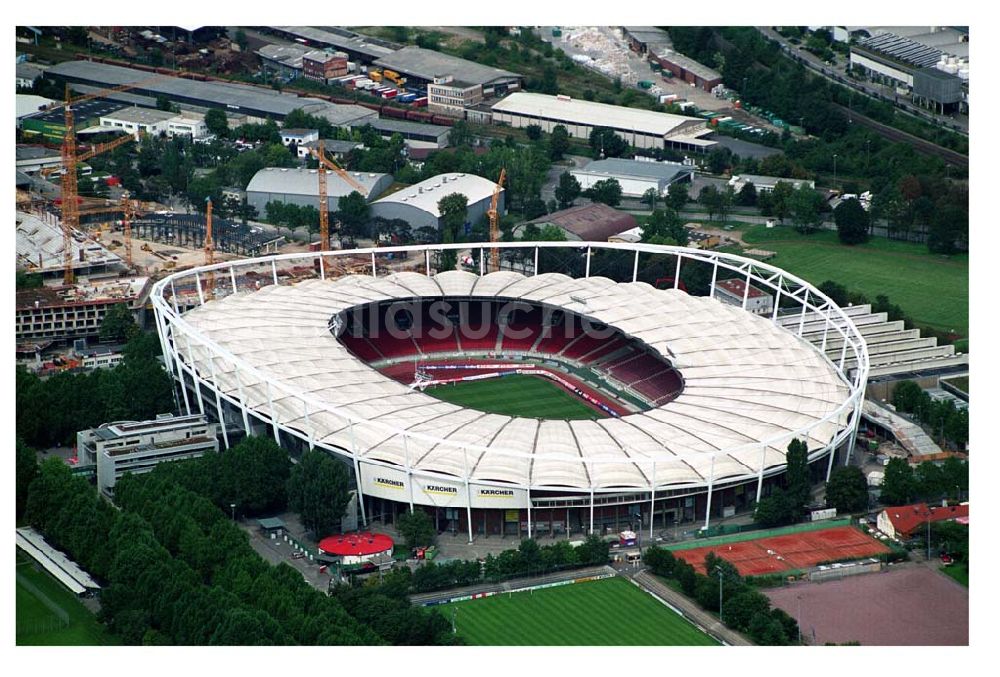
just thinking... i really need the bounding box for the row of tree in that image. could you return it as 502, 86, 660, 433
644, 548, 800, 645
410, 535, 612, 593
891, 380, 970, 450
18, 448, 457, 645
880, 456, 968, 507
16, 331, 174, 448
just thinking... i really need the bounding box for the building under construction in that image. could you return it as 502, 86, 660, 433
17, 210, 125, 280
131, 213, 284, 257
15, 276, 152, 344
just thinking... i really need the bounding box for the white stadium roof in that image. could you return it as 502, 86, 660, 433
176, 270, 851, 490
371, 173, 500, 217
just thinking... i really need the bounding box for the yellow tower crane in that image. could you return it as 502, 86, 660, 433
309, 141, 368, 252
487, 168, 506, 272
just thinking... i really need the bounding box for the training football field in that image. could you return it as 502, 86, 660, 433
16, 551, 118, 646
426, 374, 602, 420
444, 577, 718, 646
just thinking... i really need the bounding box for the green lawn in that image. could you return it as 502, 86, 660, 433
444, 577, 718, 645
739, 226, 968, 335
940, 564, 969, 587
426, 374, 603, 420
16, 551, 118, 646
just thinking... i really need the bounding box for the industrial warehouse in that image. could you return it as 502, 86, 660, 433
369, 173, 501, 231
490, 92, 716, 152
45, 60, 378, 125
246, 167, 393, 213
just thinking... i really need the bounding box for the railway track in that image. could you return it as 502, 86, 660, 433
832, 103, 968, 169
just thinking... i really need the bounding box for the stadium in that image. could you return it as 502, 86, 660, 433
151, 242, 869, 542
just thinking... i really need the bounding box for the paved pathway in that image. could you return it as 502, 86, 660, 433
631, 569, 753, 646
409, 565, 613, 605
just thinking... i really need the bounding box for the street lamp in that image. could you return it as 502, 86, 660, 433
796, 594, 803, 644
832, 154, 839, 186
714, 565, 725, 624
230, 503, 236, 521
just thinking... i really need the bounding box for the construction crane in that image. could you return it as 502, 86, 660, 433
204, 197, 215, 298
309, 141, 368, 251
45, 76, 166, 285
487, 168, 506, 272
121, 192, 134, 270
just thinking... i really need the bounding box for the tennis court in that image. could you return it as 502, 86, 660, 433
672, 526, 891, 577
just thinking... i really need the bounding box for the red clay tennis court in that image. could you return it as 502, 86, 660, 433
672, 526, 891, 577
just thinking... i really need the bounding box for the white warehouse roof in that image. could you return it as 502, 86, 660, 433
372, 173, 499, 217
175, 270, 851, 490
492, 92, 709, 138
246, 167, 390, 202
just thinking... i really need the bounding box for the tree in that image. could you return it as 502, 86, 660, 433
589, 127, 628, 159
554, 171, 581, 209
880, 457, 916, 506
448, 120, 472, 148
549, 125, 570, 161
396, 510, 436, 550
784, 438, 811, 512
156, 95, 178, 113
205, 109, 229, 139
525, 124, 543, 141
698, 185, 722, 220
725, 590, 771, 632
100, 303, 139, 343
834, 197, 869, 245
642, 187, 660, 210
789, 186, 824, 233
825, 465, 868, 514
585, 178, 622, 207
754, 487, 791, 528
234, 29, 248, 51
707, 147, 731, 175
16, 439, 38, 519
641, 208, 688, 246
286, 451, 353, 539
737, 182, 757, 207
666, 181, 689, 210
337, 191, 370, 233
769, 182, 795, 222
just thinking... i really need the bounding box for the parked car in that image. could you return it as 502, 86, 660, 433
291, 551, 305, 560
940, 553, 953, 566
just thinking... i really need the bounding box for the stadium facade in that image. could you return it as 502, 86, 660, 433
152, 242, 868, 541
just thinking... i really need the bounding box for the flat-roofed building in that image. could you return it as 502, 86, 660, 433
354, 118, 451, 150
77, 414, 219, 497
47, 60, 377, 126
570, 158, 693, 197
268, 26, 398, 64
166, 112, 208, 139
491, 92, 716, 153
713, 278, 774, 316
280, 128, 319, 148
99, 106, 176, 136
373, 46, 522, 117
246, 167, 392, 214
303, 50, 349, 82
728, 174, 815, 193
297, 138, 363, 160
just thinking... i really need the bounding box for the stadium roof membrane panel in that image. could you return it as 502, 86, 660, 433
177, 271, 851, 490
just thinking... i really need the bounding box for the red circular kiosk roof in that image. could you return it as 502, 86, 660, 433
318, 532, 394, 557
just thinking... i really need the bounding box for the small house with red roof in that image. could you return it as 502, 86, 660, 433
877, 502, 969, 540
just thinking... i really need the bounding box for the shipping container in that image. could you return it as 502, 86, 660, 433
552, 28, 562, 37
637, 80, 654, 89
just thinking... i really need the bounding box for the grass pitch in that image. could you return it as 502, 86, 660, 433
444, 577, 718, 646
426, 374, 603, 420
740, 226, 968, 335
16, 551, 118, 646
